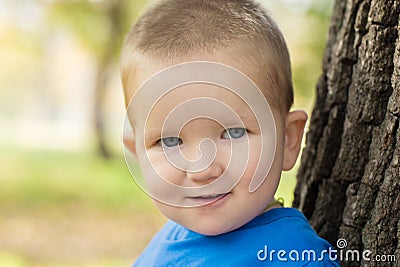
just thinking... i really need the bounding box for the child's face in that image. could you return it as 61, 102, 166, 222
124, 56, 306, 236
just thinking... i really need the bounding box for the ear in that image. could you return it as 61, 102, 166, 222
282, 110, 308, 171
123, 130, 137, 156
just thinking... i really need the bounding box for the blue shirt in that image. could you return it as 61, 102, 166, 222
133, 208, 340, 266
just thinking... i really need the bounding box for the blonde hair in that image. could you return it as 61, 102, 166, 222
121, 0, 293, 113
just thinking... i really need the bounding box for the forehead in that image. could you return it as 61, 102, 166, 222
124, 49, 271, 109
150, 83, 251, 113
141, 83, 257, 130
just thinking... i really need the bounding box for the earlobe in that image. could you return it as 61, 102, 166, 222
282, 110, 308, 171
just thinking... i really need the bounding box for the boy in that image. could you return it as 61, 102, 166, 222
121, 0, 340, 265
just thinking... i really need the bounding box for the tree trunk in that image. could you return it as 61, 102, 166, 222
293, 0, 399, 266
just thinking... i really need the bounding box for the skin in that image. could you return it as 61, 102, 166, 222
123, 52, 307, 236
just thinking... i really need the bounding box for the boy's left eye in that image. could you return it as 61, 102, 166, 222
222, 127, 247, 140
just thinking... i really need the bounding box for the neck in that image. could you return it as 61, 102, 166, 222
263, 197, 284, 213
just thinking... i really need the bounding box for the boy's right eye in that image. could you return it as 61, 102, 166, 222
158, 137, 182, 148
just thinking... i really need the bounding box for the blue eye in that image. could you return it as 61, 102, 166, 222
222, 128, 247, 140
159, 137, 182, 147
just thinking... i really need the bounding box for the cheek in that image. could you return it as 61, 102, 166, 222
239, 134, 280, 186
216, 142, 233, 166
238, 136, 262, 183
146, 151, 183, 183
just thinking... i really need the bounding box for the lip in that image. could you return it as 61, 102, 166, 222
187, 192, 231, 206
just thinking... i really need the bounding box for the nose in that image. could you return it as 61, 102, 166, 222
186, 160, 223, 182
182, 139, 223, 182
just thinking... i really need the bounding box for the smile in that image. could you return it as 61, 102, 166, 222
187, 193, 230, 206
193, 193, 227, 199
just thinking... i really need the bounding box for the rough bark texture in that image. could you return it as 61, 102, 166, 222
293, 0, 400, 266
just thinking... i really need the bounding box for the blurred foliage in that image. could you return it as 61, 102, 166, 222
0, 251, 133, 267
291, 0, 332, 106
1, 147, 151, 212
45, 0, 147, 60
43, 0, 148, 158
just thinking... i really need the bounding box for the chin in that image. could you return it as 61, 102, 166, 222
157, 203, 248, 236
185, 220, 238, 236
191, 226, 229, 236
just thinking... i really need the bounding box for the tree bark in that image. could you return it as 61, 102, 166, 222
293, 0, 400, 266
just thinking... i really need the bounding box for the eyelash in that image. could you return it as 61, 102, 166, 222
155, 127, 249, 148
157, 137, 182, 148
221, 127, 248, 140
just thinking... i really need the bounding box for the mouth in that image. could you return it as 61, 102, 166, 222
187, 193, 230, 206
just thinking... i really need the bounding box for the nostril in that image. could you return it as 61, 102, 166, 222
186, 163, 223, 182
186, 169, 212, 181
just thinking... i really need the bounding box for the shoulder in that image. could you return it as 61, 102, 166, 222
240, 208, 319, 244
247, 208, 340, 266
254, 208, 327, 244
132, 220, 191, 266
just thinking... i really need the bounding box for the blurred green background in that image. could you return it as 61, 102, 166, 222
0, 0, 331, 266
